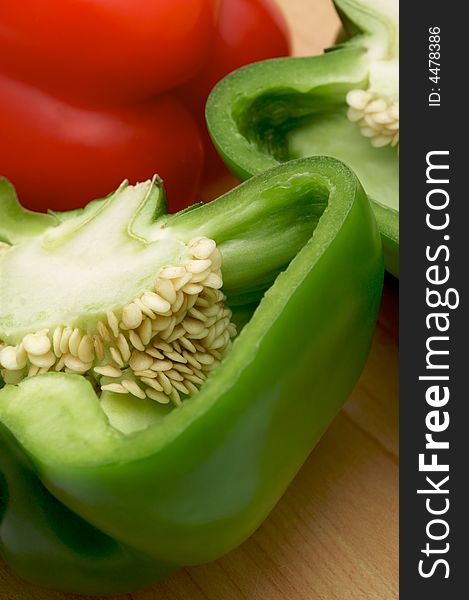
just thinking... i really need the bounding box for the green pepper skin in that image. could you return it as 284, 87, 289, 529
0, 424, 171, 594
0, 157, 383, 594
206, 3, 399, 276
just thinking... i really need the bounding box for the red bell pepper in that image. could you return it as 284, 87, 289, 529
0, 0, 290, 213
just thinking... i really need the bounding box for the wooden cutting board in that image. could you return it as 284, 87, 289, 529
0, 1, 398, 598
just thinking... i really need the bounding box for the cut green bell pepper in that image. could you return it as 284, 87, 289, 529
206, 0, 399, 276
0, 157, 383, 594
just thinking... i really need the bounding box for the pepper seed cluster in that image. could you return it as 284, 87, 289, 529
346, 89, 399, 148
0, 237, 236, 407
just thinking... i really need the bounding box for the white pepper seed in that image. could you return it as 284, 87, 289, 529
371, 135, 394, 148
373, 112, 393, 125
166, 369, 184, 382
165, 326, 185, 344
146, 347, 164, 359
135, 297, 156, 319
107, 311, 120, 338
186, 328, 209, 340
29, 350, 56, 368
101, 383, 128, 394
23, 331, 51, 356
182, 283, 204, 295
204, 273, 223, 289
195, 352, 215, 365
185, 373, 205, 385
141, 292, 171, 314
121, 380, 146, 399
151, 315, 172, 333
195, 296, 209, 308
151, 360, 173, 372
68, 328, 82, 357
164, 351, 187, 363
141, 377, 164, 392
116, 333, 131, 363
53, 326, 63, 356
0, 346, 22, 370
170, 388, 182, 406
64, 354, 92, 373
146, 388, 170, 404
137, 318, 152, 346
347, 107, 362, 122
157, 372, 173, 395
59, 327, 73, 354
93, 335, 105, 361
128, 330, 145, 351
122, 303, 143, 330
172, 380, 189, 395
188, 307, 207, 322
365, 98, 387, 114
183, 352, 202, 370
153, 340, 173, 353
78, 334, 95, 363
182, 318, 205, 336
172, 273, 192, 292
346, 89, 371, 110
172, 363, 193, 375
110, 347, 124, 367
190, 269, 212, 283
186, 295, 198, 310
172, 290, 185, 313
129, 351, 153, 372
134, 369, 158, 378
94, 365, 122, 378
155, 278, 177, 304
159, 317, 176, 340
179, 337, 197, 353
186, 259, 211, 274
190, 237, 216, 260
159, 266, 186, 279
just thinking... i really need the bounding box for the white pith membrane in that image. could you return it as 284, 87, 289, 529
345, 89, 399, 148
0, 237, 237, 407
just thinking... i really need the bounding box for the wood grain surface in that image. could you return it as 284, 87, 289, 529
0, 1, 398, 598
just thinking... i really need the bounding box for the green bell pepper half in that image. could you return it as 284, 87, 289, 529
206, 0, 399, 277
0, 156, 383, 594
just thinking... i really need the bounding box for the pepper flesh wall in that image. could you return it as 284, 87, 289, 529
207, 0, 399, 276
0, 158, 383, 594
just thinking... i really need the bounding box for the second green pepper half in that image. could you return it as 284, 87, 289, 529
206, 0, 399, 276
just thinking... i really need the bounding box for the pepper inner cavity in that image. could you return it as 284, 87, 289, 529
0, 237, 237, 407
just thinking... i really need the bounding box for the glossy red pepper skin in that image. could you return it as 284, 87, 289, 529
0, 0, 289, 212
0, 75, 203, 212
0, 0, 218, 104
